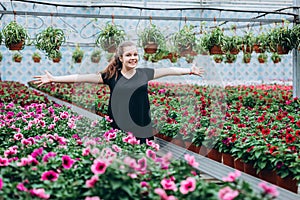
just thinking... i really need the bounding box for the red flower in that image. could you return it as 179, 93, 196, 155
257, 115, 265, 123
296, 120, 300, 128
286, 133, 296, 144
261, 128, 270, 135
295, 130, 300, 137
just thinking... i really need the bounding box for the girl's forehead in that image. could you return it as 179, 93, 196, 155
123, 46, 137, 54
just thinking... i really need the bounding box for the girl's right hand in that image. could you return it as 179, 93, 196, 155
33, 70, 54, 87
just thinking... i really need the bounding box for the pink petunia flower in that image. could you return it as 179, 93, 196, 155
161, 178, 177, 191
154, 188, 177, 200
179, 177, 196, 195
16, 182, 28, 192
146, 149, 156, 160
0, 178, 3, 190
61, 155, 75, 169
218, 186, 239, 200
86, 175, 99, 188
140, 181, 149, 188
184, 154, 199, 168
258, 182, 279, 198
41, 170, 59, 182
0, 157, 9, 166
112, 144, 122, 153
14, 133, 23, 141
30, 188, 50, 199
42, 152, 57, 162
85, 197, 101, 200
91, 159, 108, 175
222, 170, 241, 182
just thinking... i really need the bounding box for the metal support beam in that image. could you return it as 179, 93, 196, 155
294, 0, 300, 98
0, 10, 295, 23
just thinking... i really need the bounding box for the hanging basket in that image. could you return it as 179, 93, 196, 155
144, 43, 158, 54
276, 45, 289, 54
9, 41, 24, 51
209, 45, 223, 55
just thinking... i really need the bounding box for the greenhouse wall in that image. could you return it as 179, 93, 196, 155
0, 1, 294, 86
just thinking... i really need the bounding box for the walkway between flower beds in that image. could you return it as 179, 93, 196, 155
32, 88, 300, 200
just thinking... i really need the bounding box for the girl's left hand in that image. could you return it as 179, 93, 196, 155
190, 65, 205, 76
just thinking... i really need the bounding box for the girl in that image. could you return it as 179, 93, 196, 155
33, 41, 204, 143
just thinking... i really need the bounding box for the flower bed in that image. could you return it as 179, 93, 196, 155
0, 81, 280, 199
28, 81, 300, 192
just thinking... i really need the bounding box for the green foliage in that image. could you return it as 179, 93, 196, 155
96, 22, 126, 52
138, 23, 166, 49
72, 45, 84, 63
35, 26, 66, 59
90, 49, 102, 63
172, 24, 197, 52
266, 22, 293, 53
200, 26, 225, 51
2, 21, 29, 50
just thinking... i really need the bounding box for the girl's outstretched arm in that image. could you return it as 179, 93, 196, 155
153, 65, 204, 79
33, 70, 103, 87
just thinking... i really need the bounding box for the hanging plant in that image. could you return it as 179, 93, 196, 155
172, 24, 198, 57
32, 52, 42, 63
243, 53, 252, 63
241, 30, 255, 53
2, 21, 29, 50
0, 52, 3, 62
200, 26, 225, 55
96, 22, 126, 53
257, 52, 268, 63
271, 52, 281, 64
35, 26, 66, 60
49, 50, 62, 63
91, 49, 101, 63
225, 53, 237, 63
12, 52, 22, 63
72, 45, 84, 63
138, 23, 166, 54
212, 54, 223, 63
266, 21, 293, 54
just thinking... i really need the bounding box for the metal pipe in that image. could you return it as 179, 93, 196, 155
0, 10, 295, 23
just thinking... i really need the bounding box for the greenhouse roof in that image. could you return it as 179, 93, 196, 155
3, 0, 295, 11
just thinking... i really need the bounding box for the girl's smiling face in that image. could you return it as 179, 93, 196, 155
120, 45, 138, 70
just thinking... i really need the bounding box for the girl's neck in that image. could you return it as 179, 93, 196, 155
121, 68, 136, 79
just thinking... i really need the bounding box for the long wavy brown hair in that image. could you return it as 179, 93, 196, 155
101, 41, 136, 80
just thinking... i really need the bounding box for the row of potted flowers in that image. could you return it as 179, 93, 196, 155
27, 80, 300, 193
0, 80, 280, 199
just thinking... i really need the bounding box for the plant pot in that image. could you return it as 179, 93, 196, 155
52, 58, 61, 63
33, 57, 41, 63
234, 158, 244, 172
243, 162, 258, 177
199, 146, 208, 157
209, 45, 223, 55
242, 45, 253, 53
253, 44, 265, 53
258, 169, 277, 185
171, 138, 185, 148
276, 45, 289, 54
229, 48, 239, 55
207, 148, 222, 162
258, 58, 265, 63
9, 41, 24, 51
187, 143, 201, 154
243, 58, 251, 63
107, 45, 117, 53
13, 58, 22, 63
222, 153, 234, 168
144, 43, 158, 54
91, 57, 101, 63
75, 58, 82, 63
276, 174, 298, 193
